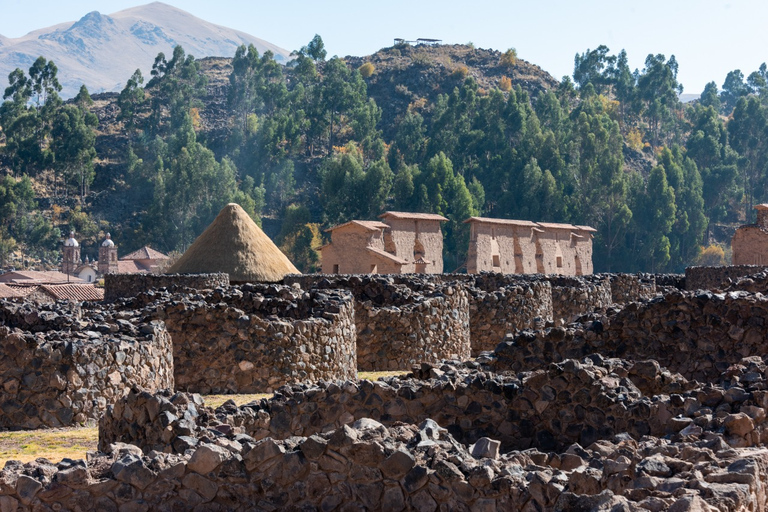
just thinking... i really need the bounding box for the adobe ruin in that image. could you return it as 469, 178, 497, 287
465, 217, 596, 275
732, 203, 768, 265
321, 211, 447, 274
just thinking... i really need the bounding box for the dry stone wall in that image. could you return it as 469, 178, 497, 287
92, 347, 768, 511
285, 275, 471, 370
103, 272, 229, 301
0, 302, 173, 429
609, 273, 657, 304
685, 265, 767, 291
493, 289, 768, 383
548, 275, 612, 324
115, 284, 358, 394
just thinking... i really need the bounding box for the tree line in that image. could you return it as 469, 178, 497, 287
1, 38, 768, 272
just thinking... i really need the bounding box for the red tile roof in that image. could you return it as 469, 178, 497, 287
0, 271, 85, 284
116, 260, 149, 274
120, 246, 169, 261
39, 284, 104, 302
0, 284, 28, 298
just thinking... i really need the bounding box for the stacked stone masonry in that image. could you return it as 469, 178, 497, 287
8, 271, 768, 509
105, 284, 358, 394
103, 272, 230, 302
685, 265, 767, 292
285, 274, 471, 370
492, 289, 768, 383
0, 301, 173, 430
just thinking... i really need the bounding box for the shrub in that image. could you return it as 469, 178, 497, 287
626, 129, 643, 151
694, 244, 727, 267
452, 65, 469, 79
359, 62, 375, 78
499, 48, 517, 68
498, 76, 512, 91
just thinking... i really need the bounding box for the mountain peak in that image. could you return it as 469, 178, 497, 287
0, 2, 289, 98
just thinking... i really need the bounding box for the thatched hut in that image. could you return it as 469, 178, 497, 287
167, 203, 299, 283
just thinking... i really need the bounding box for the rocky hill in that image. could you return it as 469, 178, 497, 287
0, 2, 290, 98
347, 44, 559, 136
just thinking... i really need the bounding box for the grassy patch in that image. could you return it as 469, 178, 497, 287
358, 370, 409, 381
0, 427, 98, 465
0, 375, 409, 464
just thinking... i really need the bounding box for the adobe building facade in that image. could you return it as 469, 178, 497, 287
732, 203, 768, 265
321, 212, 447, 274
465, 217, 596, 276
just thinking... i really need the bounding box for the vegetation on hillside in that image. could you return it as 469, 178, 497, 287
0, 38, 766, 273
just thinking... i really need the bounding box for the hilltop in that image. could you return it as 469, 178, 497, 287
0, 2, 290, 98
346, 44, 559, 137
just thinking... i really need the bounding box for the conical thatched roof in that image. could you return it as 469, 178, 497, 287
167, 203, 299, 282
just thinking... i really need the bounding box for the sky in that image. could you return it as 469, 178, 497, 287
0, 0, 767, 95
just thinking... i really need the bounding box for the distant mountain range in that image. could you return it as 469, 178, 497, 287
0, 2, 291, 98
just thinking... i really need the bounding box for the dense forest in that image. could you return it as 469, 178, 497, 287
0, 38, 767, 273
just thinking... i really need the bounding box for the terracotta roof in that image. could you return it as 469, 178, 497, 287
463, 216, 537, 227
573, 225, 598, 233
755, 204, 768, 210
413, 256, 432, 265
366, 247, 407, 265
121, 246, 169, 261
0, 284, 27, 298
325, 220, 389, 233
379, 211, 448, 222
116, 260, 149, 274
40, 284, 104, 302
0, 270, 85, 284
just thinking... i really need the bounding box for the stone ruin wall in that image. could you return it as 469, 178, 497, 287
492, 289, 768, 383
548, 275, 612, 324
685, 265, 768, 292
0, 302, 173, 430
112, 284, 358, 394
87, 342, 768, 511
103, 272, 230, 302
284, 275, 471, 370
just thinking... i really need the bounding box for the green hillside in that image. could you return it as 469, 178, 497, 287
0, 39, 762, 273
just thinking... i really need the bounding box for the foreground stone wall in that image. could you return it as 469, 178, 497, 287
94, 348, 768, 511
685, 265, 767, 291
0, 302, 173, 429
126, 285, 358, 394
103, 272, 230, 301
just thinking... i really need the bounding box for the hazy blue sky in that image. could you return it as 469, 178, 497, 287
1, 0, 766, 95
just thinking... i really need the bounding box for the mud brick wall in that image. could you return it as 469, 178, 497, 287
103, 272, 229, 301
0, 301, 173, 429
